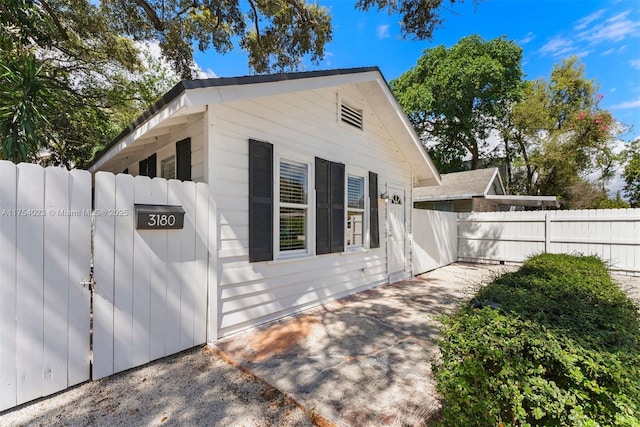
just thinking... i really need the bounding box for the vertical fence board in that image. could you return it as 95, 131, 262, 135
15, 163, 45, 404
113, 174, 135, 373
180, 182, 197, 348
194, 183, 209, 343
93, 172, 116, 380
67, 169, 91, 387
165, 180, 183, 355
0, 161, 17, 411
132, 176, 153, 367
149, 178, 169, 360
42, 167, 70, 396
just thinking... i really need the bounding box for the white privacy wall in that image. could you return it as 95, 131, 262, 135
412, 209, 458, 275
458, 209, 640, 275
0, 161, 91, 412
92, 172, 212, 379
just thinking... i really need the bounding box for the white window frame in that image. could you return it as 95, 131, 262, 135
274, 149, 315, 260
345, 166, 368, 250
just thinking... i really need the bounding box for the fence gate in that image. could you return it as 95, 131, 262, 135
0, 161, 91, 412
92, 172, 211, 379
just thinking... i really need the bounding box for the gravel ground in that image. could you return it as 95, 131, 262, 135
0, 346, 313, 427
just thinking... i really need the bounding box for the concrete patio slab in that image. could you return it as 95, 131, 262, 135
213, 263, 514, 426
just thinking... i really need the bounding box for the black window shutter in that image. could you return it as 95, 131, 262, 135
147, 153, 157, 178
330, 162, 345, 253
369, 172, 380, 249
315, 158, 330, 255
176, 138, 191, 181
249, 139, 273, 262
138, 158, 148, 176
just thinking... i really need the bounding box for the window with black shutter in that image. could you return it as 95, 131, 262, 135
249, 139, 274, 262
315, 157, 345, 254
369, 172, 379, 249
176, 138, 191, 181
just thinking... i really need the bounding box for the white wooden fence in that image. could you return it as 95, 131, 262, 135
458, 209, 640, 275
92, 172, 213, 379
0, 161, 91, 412
412, 209, 457, 275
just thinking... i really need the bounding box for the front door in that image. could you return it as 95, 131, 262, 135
387, 185, 406, 281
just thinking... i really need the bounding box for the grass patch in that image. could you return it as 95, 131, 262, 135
434, 254, 640, 426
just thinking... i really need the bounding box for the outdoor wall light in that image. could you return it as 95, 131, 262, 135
380, 191, 389, 200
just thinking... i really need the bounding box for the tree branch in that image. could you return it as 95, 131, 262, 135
39, 0, 69, 40
284, 0, 318, 27
247, 0, 261, 45
130, 0, 165, 31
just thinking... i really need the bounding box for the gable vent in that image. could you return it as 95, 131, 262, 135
340, 103, 363, 130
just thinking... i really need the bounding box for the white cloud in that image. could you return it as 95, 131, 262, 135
538, 36, 576, 57
518, 32, 535, 45
376, 24, 390, 40
574, 9, 606, 30
193, 66, 218, 79
631, 59, 640, 70
610, 99, 640, 109
579, 10, 640, 43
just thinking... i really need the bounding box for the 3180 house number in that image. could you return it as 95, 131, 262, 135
135, 204, 185, 230
147, 213, 177, 227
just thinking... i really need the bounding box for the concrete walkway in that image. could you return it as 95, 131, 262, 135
214, 263, 514, 426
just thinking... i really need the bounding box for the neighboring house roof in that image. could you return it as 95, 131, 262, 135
414, 167, 559, 209
88, 66, 440, 185
414, 168, 504, 202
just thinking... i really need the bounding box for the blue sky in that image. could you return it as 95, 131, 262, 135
193, 0, 640, 141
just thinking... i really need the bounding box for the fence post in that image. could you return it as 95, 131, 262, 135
544, 213, 551, 253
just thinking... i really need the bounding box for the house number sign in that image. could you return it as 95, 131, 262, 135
135, 204, 185, 230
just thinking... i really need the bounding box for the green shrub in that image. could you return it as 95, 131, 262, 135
434, 254, 640, 426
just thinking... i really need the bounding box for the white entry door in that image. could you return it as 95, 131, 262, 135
387, 185, 406, 281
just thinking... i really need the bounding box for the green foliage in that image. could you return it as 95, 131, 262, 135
623, 140, 640, 207
0, 0, 179, 167
391, 34, 524, 171
503, 57, 623, 206
0, 53, 53, 162
434, 254, 640, 426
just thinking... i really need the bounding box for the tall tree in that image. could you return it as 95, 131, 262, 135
391, 34, 523, 171
503, 57, 622, 207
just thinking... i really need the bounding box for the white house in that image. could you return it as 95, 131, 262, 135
89, 67, 441, 338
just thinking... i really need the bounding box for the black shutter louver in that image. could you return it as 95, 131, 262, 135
139, 158, 148, 176
176, 138, 191, 181
315, 158, 330, 255
249, 139, 274, 262
369, 172, 379, 249
330, 162, 345, 253
147, 153, 157, 178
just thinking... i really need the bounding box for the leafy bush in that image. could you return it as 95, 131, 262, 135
434, 254, 640, 426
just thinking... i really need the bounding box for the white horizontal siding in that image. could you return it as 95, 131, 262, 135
211, 84, 412, 337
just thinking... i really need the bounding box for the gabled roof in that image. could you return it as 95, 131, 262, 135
414, 168, 503, 201
88, 67, 440, 184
